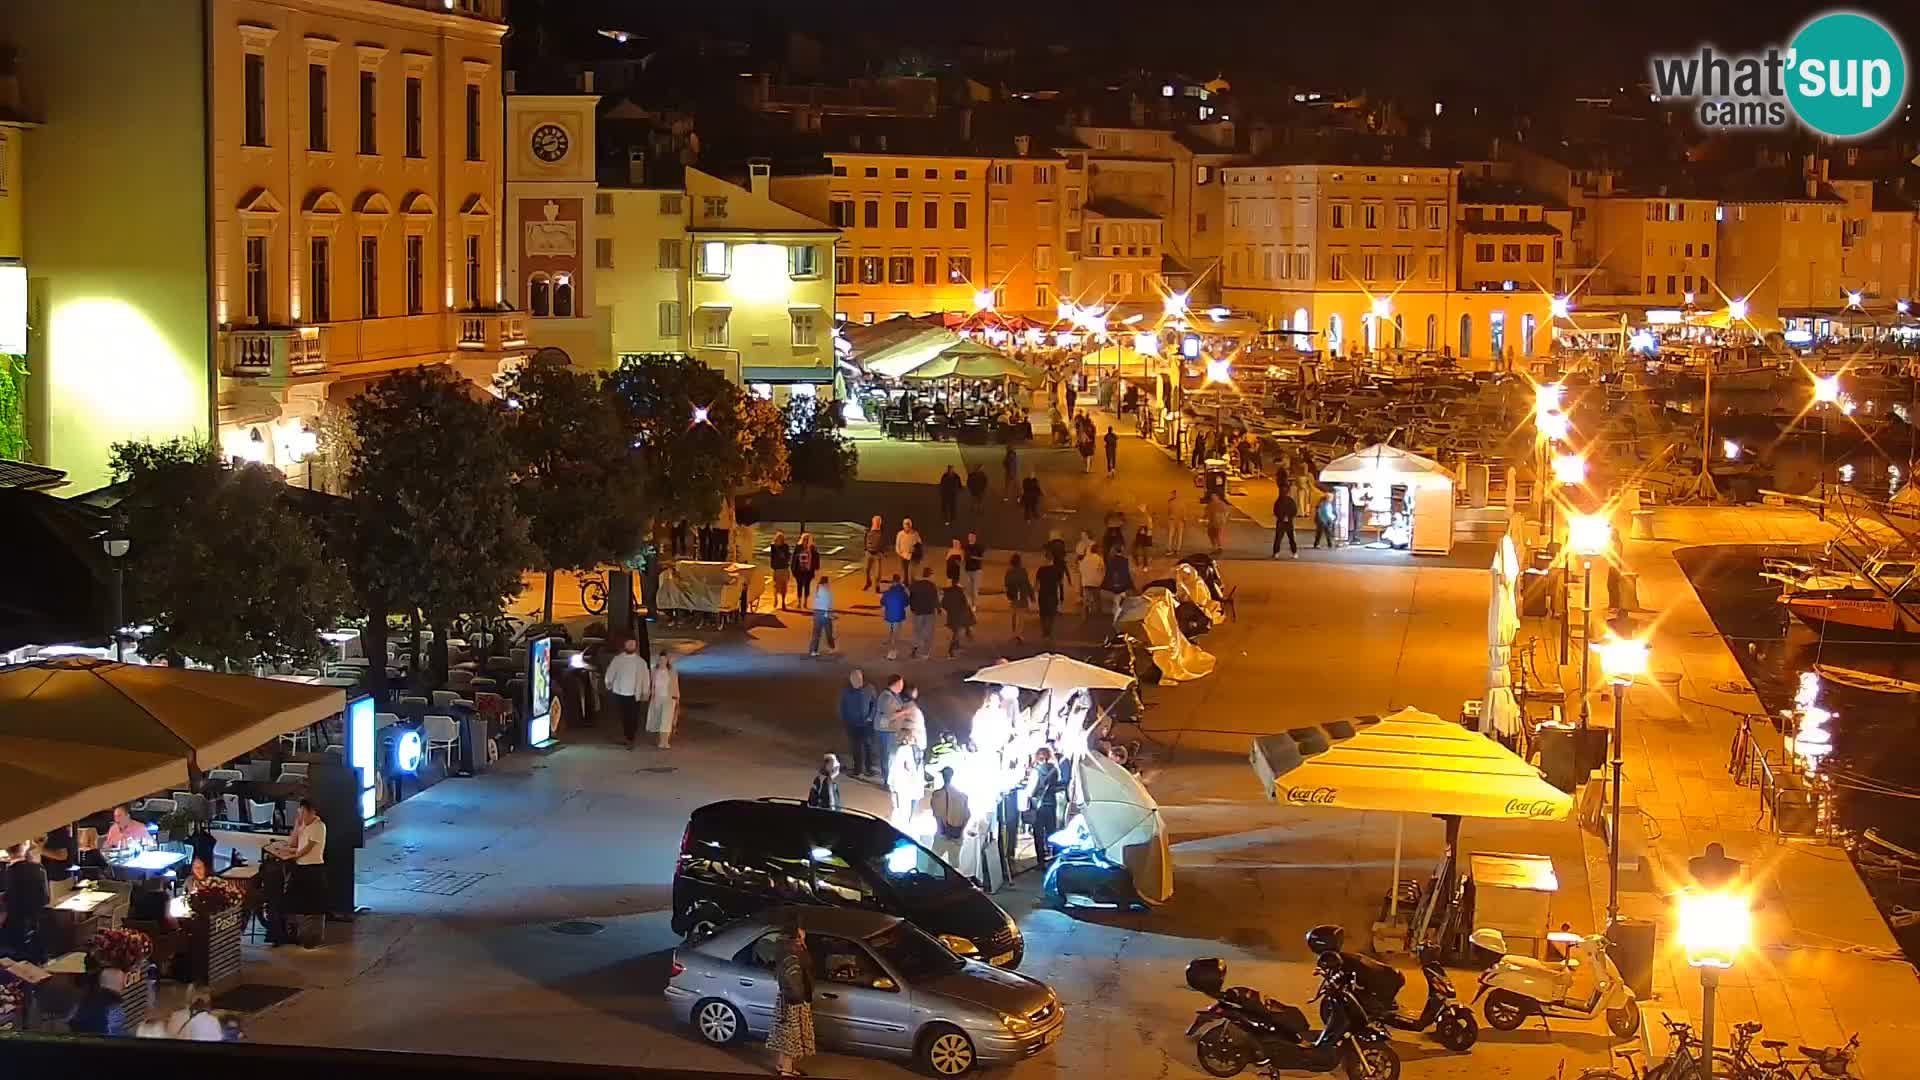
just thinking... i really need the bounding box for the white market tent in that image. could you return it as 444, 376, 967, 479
1248, 706, 1570, 914
1319, 443, 1456, 555
967, 653, 1135, 693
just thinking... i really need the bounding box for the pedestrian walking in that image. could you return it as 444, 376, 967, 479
930, 766, 969, 866
1205, 493, 1228, 555
605, 636, 648, 749
862, 515, 886, 589
1132, 504, 1155, 566
880, 573, 909, 660
792, 532, 820, 605
806, 754, 843, 810
1021, 474, 1043, 521
768, 529, 793, 610
872, 674, 904, 775
1035, 554, 1065, 641
1004, 553, 1033, 644
967, 464, 988, 514
1190, 430, 1208, 470
1164, 488, 1187, 554
895, 517, 924, 581
1064, 383, 1078, 420
896, 685, 927, 760
1102, 546, 1135, 613
886, 735, 922, 830
963, 530, 986, 607
1071, 529, 1095, 592
807, 575, 836, 657
1104, 425, 1119, 475
1045, 529, 1068, 570
1002, 444, 1020, 500
908, 568, 939, 658
645, 650, 679, 749
1313, 488, 1337, 549
838, 671, 875, 779
767, 918, 816, 1077
1077, 426, 1095, 473
1272, 488, 1299, 558
941, 578, 975, 657
943, 538, 965, 587
1102, 508, 1126, 557
938, 465, 962, 524
1077, 543, 1105, 615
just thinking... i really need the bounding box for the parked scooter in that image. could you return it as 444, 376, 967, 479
1183, 954, 1401, 1080
1468, 927, 1640, 1038
1305, 926, 1477, 1051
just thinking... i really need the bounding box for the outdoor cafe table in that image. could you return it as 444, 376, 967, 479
105, 848, 189, 880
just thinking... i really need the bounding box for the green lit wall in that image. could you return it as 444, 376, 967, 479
4, 2, 210, 492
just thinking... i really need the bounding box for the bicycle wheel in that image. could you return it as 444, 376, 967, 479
581, 579, 608, 616
1574, 1071, 1632, 1080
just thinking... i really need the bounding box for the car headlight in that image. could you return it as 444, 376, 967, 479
1000, 1012, 1032, 1034
939, 934, 980, 958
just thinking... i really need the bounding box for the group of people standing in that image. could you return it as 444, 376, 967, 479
602, 636, 682, 750
833, 670, 929, 823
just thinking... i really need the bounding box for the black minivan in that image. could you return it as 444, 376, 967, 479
672, 799, 1025, 968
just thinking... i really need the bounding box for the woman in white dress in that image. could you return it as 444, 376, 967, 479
645, 650, 680, 748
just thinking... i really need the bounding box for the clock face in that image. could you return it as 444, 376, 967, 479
530, 123, 570, 163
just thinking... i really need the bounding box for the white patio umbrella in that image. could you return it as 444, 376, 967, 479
966, 654, 1136, 693
1070, 748, 1172, 905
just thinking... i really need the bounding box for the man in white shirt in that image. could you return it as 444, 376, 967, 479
894, 518, 923, 582
138, 986, 223, 1041
929, 766, 970, 865
604, 637, 650, 750
289, 800, 328, 948
808, 577, 836, 657
1077, 546, 1105, 615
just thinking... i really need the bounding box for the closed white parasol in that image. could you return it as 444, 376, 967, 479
1069, 748, 1172, 905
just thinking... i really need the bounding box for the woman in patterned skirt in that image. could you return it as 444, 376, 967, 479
768, 916, 816, 1076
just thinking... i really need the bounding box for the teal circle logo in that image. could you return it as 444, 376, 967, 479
1786, 12, 1907, 138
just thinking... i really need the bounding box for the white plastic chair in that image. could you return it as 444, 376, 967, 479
221, 794, 241, 822
423, 715, 459, 768
207, 768, 243, 782
374, 712, 401, 730
247, 800, 274, 826
430, 690, 459, 710
170, 790, 193, 807
143, 798, 176, 816
280, 762, 310, 777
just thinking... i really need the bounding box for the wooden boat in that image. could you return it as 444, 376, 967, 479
1813, 663, 1920, 694
1782, 594, 1920, 638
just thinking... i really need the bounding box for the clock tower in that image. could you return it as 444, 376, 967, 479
505, 90, 605, 366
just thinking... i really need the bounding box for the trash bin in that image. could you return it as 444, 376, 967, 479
1536, 721, 1583, 792
1576, 724, 1610, 776
1606, 916, 1657, 1001
1630, 510, 1657, 540
1613, 570, 1640, 612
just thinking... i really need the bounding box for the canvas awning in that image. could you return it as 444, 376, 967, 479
967, 653, 1135, 693
1319, 444, 1456, 490
0, 658, 346, 846
898, 341, 1038, 383
861, 326, 967, 379
1248, 706, 1569, 820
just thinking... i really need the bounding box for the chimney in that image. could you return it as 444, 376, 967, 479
748, 160, 771, 199
1419, 127, 1432, 150
1597, 173, 1613, 196
581, 70, 594, 94
505, 69, 517, 93
1818, 157, 1829, 182
1490, 135, 1502, 160
628, 147, 646, 186
1014, 134, 1031, 157
849, 133, 862, 150
1807, 176, 1818, 199
1129, 96, 1146, 127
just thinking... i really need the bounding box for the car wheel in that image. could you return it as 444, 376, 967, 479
919, 1024, 977, 1077
1482, 989, 1529, 1031
692, 999, 744, 1046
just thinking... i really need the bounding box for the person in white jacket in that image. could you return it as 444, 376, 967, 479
604, 637, 650, 750
645, 650, 680, 749
894, 518, 923, 582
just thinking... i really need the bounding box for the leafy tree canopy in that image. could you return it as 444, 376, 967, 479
107, 437, 352, 670
606, 353, 789, 526
783, 396, 858, 498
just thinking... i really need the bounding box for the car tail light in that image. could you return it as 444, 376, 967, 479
679, 824, 692, 855
670, 958, 685, 978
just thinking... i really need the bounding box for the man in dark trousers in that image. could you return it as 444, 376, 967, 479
1104, 426, 1120, 475
938, 465, 962, 525
1272, 487, 1299, 558
838, 670, 876, 779
966, 464, 989, 514
1064, 383, 1078, 420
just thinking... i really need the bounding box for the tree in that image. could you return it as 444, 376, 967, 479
498, 362, 647, 623
782, 396, 858, 532
108, 437, 351, 670
342, 367, 531, 688
605, 353, 789, 528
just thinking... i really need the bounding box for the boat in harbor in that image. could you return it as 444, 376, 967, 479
1813, 663, 1920, 695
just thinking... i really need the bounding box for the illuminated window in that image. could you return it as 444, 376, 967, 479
1424, 314, 1437, 349
792, 310, 819, 346
947, 255, 972, 283
245, 236, 268, 322
702, 310, 729, 347
887, 256, 913, 284
698, 241, 729, 278
1458, 313, 1472, 357
859, 256, 882, 284
310, 237, 331, 322
789, 245, 820, 278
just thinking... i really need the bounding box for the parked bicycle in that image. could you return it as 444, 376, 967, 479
1756, 1033, 1860, 1079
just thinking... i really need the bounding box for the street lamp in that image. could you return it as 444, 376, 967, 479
1727, 297, 1750, 321
1813, 374, 1841, 517
972, 289, 995, 312
1677, 886, 1751, 1078
1550, 295, 1571, 319
100, 526, 131, 662
1593, 631, 1648, 925
1569, 514, 1613, 727
1552, 452, 1587, 486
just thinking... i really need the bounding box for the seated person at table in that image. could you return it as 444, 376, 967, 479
104, 805, 152, 850
183, 856, 215, 895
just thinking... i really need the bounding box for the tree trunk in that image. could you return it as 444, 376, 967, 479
407, 609, 423, 691
542, 569, 557, 625
430, 621, 451, 690
364, 604, 391, 703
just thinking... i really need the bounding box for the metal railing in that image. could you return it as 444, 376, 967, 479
1729, 713, 1835, 841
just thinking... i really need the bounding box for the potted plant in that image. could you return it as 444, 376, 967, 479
185, 878, 248, 989
0, 982, 26, 1032
156, 807, 197, 843
87, 926, 154, 994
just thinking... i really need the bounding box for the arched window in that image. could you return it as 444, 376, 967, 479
1425, 314, 1438, 350
1458, 313, 1473, 358
1363, 314, 1378, 351
553, 273, 574, 317
1521, 313, 1537, 356
1392, 314, 1405, 349
528, 273, 550, 317
1327, 313, 1343, 354
1489, 310, 1506, 357
1293, 307, 1310, 351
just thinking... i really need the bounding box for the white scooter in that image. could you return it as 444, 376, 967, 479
1468, 927, 1639, 1039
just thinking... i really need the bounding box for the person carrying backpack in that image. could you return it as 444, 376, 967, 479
806, 755, 842, 810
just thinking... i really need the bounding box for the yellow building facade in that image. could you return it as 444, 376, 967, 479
985, 151, 1073, 316
1590, 196, 1719, 307
3, 0, 509, 492
1715, 196, 1845, 322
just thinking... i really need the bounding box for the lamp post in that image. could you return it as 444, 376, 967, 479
1677, 885, 1751, 1078
100, 527, 131, 661
1593, 632, 1648, 925
1569, 513, 1612, 727
1813, 374, 1841, 520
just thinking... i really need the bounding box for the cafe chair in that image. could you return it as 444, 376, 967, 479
208, 768, 243, 783
282, 800, 301, 827
431, 690, 459, 711
423, 715, 459, 768
141, 797, 176, 817
171, 790, 194, 808
246, 800, 274, 827
374, 711, 401, 730
221, 795, 241, 823
324, 743, 344, 757
280, 762, 310, 778
279, 727, 313, 754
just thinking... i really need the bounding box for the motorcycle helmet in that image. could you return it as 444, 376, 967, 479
1304, 924, 1346, 955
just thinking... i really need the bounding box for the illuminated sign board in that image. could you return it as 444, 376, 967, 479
0, 264, 25, 355
394, 729, 424, 774
346, 694, 377, 823
526, 635, 554, 746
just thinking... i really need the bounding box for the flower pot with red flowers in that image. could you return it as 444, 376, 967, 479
185, 878, 248, 989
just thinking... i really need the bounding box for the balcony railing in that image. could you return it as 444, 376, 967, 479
456, 311, 528, 352
223, 327, 328, 380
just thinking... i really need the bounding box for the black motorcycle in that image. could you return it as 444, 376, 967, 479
1307, 927, 1477, 1051
1184, 955, 1401, 1080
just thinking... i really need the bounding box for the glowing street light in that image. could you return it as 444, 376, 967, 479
1535, 382, 1565, 417
1593, 630, 1647, 925
1537, 410, 1570, 443
1846, 290, 1863, 309
1899, 299, 1912, 315
1683, 291, 1696, 306
1370, 296, 1392, 318
1568, 513, 1612, 558
1204, 357, 1233, 386
1550, 295, 1571, 319
1722, 439, 1742, 460
972, 289, 995, 312
1677, 883, 1752, 1075
1728, 296, 1750, 320
1163, 291, 1189, 317
1812, 374, 1842, 404
1552, 452, 1587, 486
690, 404, 711, 426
